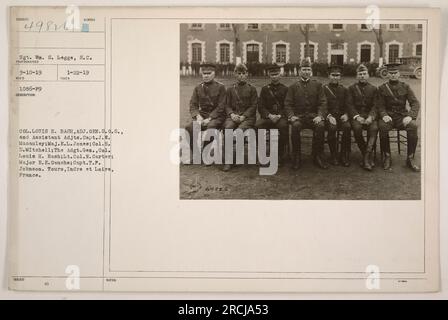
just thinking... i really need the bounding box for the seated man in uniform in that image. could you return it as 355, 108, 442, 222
284, 58, 328, 170
222, 63, 258, 172
323, 64, 351, 167
255, 64, 289, 166
185, 63, 226, 160
377, 63, 420, 172
346, 64, 379, 171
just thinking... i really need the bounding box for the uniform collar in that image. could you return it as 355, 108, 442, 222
237, 81, 246, 86
389, 80, 399, 85
300, 77, 310, 83
357, 81, 368, 87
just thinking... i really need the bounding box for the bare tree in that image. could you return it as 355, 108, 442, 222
371, 24, 384, 65
299, 24, 311, 59
232, 24, 241, 64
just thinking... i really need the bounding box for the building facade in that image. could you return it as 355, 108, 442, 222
180, 23, 423, 66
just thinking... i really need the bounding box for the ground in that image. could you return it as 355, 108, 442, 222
179, 76, 422, 200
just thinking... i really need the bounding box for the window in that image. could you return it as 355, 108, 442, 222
360, 24, 375, 31
328, 42, 346, 65
331, 43, 344, 50
332, 24, 344, 31
246, 44, 260, 63
304, 44, 315, 62
416, 44, 422, 57
220, 43, 230, 63
388, 44, 399, 63
218, 23, 231, 30
388, 24, 401, 30
190, 23, 203, 30
300, 41, 318, 63
192, 43, 202, 63
275, 44, 287, 63
360, 44, 371, 63
247, 23, 260, 31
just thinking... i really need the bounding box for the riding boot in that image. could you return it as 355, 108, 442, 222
328, 139, 339, 166
292, 135, 301, 170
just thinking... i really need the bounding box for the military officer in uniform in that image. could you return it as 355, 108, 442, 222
284, 58, 328, 170
346, 64, 379, 171
222, 63, 258, 172
185, 63, 226, 154
323, 64, 351, 166
255, 64, 289, 166
377, 63, 420, 172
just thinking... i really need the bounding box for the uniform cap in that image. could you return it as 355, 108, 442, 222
234, 63, 248, 73
328, 64, 343, 74
384, 63, 402, 71
266, 64, 281, 74
356, 64, 368, 73
299, 57, 312, 68
200, 63, 217, 71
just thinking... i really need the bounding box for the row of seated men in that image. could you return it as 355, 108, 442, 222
185, 59, 420, 173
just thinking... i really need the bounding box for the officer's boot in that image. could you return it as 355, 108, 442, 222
340, 133, 351, 167
363, 134, 376, 171
363, 151, 372, 171
222, 134, 233, 172
313, 143, 329, 170
382, 153, 391, 170
380, 132, 392, 170
202, 135, 214, 166
328, 139, 339, 166
314, 153, 329, 169
291, 135, 302, 170
369, 135, 377, 168
406, 156, 420, 172
369, 151, 375, 168
312, 127, 329, 170
256, 129, 268, 168
277, 134, 285, 167
406, 136, 420, 172
359, 146, 366, 168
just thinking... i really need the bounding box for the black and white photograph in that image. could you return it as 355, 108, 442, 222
179, 22, 424, 200
4, 5, 442, 295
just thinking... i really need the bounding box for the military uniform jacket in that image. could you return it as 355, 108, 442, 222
284, 79, 327, 119
225, 82, 258, 119
258, 82, 288, 118
346, 82, 378, 120
323, 83, 348, 118
377, 80, 420, 120
189, 80, 226, 120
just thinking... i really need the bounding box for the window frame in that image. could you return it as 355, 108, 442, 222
388, 44, 400, 63
275, 44, 287, 64
191, 43, 203, 63
246, 23, 260, 31
330, 24, 345, 31
387, 24, 403, 31
189, 23, 204, 30
219, 43, 231, 64
216, 23, 232, 31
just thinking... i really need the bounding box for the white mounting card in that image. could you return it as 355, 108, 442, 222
8, 6, 440, 292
